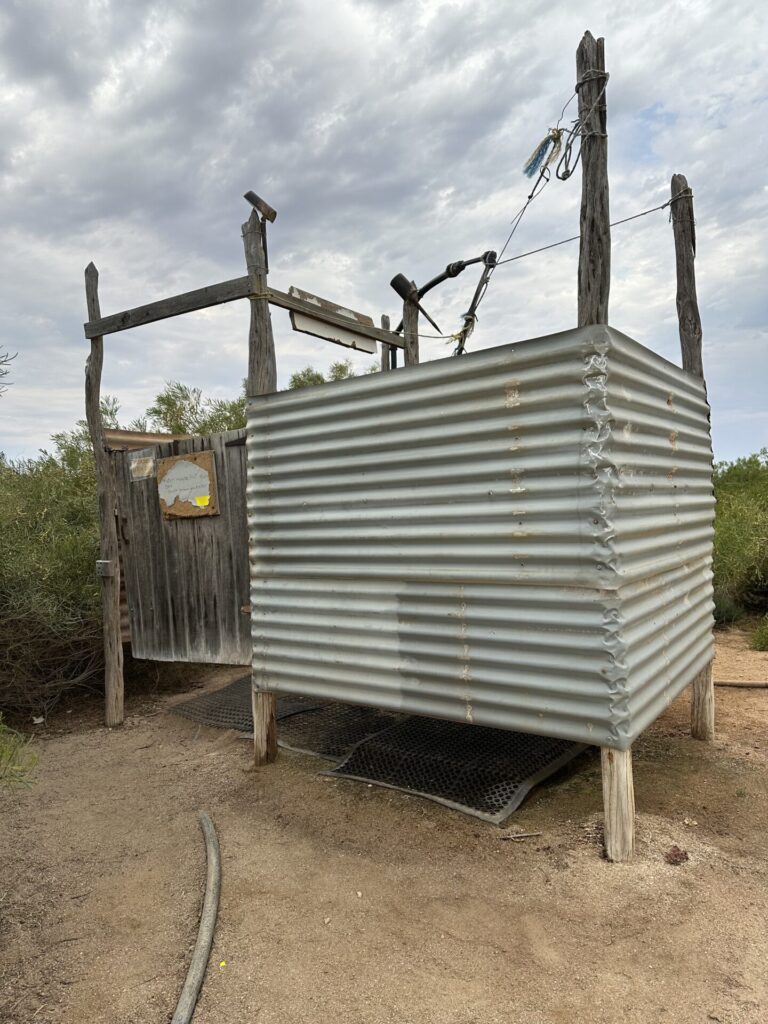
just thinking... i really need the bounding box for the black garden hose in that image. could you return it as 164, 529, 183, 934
171, 812, 221, 1024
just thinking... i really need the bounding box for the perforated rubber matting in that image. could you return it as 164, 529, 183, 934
329, 718, 586, 823
171, 676, 327, 732
171, 676, 586, 822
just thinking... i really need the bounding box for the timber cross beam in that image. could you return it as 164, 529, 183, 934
83, 278, 405, 349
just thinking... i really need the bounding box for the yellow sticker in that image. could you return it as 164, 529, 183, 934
194, 495, 210, 507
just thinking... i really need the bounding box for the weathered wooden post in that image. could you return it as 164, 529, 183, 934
403, 285, 419, 366
574, 31, 631, 861
576, 31, 610, 327
84, 263, 124, 727
380, 314, 395, 371
671, 172, 715, 741
242, 197, 278, 765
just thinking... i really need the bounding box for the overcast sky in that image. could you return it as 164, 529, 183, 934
1, 0, 766, 461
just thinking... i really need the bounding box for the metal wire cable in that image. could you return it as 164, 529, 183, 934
410, 188, 692, 341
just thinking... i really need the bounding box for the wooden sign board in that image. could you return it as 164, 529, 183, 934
288, 285, 377, 354
157, 450, 219, 519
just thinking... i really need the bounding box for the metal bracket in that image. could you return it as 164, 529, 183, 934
96, 559, 115, 577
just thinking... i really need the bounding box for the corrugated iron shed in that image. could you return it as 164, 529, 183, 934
246, 325, 714, 750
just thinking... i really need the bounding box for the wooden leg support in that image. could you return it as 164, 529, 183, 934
601, 746, 635, 862
691, 661, 715, 741
252, 690, 278, 766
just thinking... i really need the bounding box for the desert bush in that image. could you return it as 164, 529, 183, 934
750, 616, 768, 652
0, 435, 103, 714
712, 449, 768, 624
0, 715, 37, 787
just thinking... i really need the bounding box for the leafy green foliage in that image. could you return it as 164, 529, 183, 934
0, 432, 102, 713
750, 616, 768, 652
145, 381, 246, 435
0, 715, 37, 787
289, 358, 378, 389
712, 449, 768, 624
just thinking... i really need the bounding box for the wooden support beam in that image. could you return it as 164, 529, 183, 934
670, 175, 714, 740
84, 276, 251, 338
576, 31, 610, 327
379, 314, 396, 371
269, 287, 404, 348
691, 661, 715, 742
402, 284, 419, 366
670, 173, 704, 378
601, 746, 635, 862
84, 263, 124, 728
243, 210, 278, 765
84, 279, 405, 349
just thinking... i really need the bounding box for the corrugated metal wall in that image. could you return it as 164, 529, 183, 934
247, 325, 714, 749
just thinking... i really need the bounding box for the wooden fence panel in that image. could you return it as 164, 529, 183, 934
112, 430, 250, 665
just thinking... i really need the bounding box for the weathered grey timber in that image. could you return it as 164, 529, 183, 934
242, 209, 278, 764
112, 430, 250, 665
671, 173, 704, 379
380, 314, 393, 371
84, 277, 405, 348
576, 31, 610, 326
601, 747, 635, 861
84, 263, 124, 726
243, 191, 277, 222
670, 173, 714, 741
402, 285, 419, 366
84, 277, 251, 338
243, 210, 277, 396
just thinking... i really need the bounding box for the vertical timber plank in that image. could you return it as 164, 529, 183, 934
690, 662, 715, 743
601, 746, 634, 862
84, 263, 124, 727
576, 31, 610, 327
380, 314, 394, 371
243, 210, 278, 765
671, 173, 715, 740
403, 286, 419, 366
671, 173, 704, 378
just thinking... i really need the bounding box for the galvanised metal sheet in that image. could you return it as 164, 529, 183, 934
247, 325, 714, 749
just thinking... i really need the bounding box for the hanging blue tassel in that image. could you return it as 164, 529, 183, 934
523, 135, 554, 178
522, 128, 563, 179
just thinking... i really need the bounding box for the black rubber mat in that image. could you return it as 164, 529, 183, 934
171, 676, 327, 732
327, 717, 587, 824
278, 703, 405, 759
171, 678, 586, 822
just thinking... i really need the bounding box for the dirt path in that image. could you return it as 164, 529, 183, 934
1, 635, 766, 1024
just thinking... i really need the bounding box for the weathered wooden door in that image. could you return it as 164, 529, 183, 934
112, 429, 250, 665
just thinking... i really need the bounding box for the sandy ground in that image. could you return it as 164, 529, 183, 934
1, 632, 766, 1024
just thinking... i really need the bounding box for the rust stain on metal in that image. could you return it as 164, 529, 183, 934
157, 450, 219, 519
669, 430, 678, 450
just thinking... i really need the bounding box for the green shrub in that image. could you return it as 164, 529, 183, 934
712, 449, 768, 616
0, 714, 37, 787
713, 591, 745, 628
0, 439, 102, 714
750, 617, 768, 652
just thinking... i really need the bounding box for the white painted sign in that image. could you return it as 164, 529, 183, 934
288, 286, 377, 354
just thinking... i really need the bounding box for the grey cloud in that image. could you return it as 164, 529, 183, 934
0, 0, 766, 462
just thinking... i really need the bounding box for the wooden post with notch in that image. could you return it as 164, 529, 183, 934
243, 204, 278, 765
671, 172, 715, 741
576, 31, 610, 327
84, 263, 124, 727
403, 285, 419, 366
380, 314, 395, 371
576, 31, 631, 859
